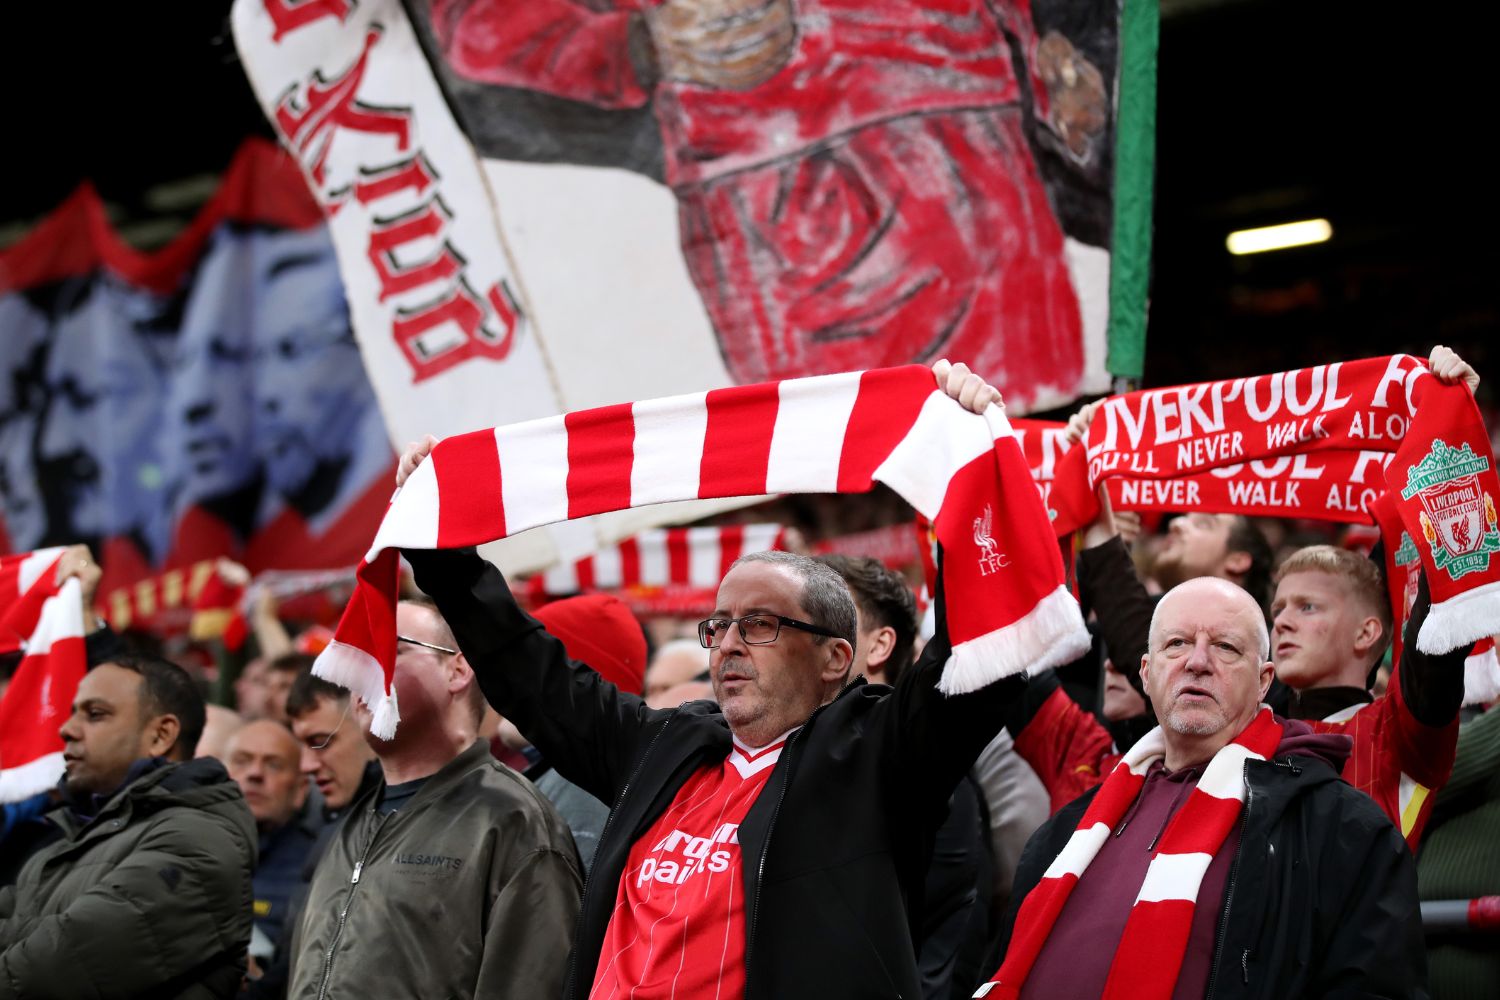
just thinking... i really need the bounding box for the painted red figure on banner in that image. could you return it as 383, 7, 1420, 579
427, 0, 1107, 406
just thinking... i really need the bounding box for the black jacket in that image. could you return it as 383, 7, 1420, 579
998, 748, 1428, 1000
410, 548, 1021, 1000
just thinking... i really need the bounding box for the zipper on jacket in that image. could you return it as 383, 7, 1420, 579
316, 811, 391, 1000
1205, 761, 1252, 1000
565, 710, 678, 1000
743, 701, 828, 1000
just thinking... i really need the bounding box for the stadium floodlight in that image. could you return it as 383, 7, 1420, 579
1226, 218, 1333, 255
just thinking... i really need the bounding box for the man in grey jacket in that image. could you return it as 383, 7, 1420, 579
289, 595, 582, 999
0, 652, 257, 999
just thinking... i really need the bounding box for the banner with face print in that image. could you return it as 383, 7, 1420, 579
232, 0, 1144, 428
0, 140, 395, 617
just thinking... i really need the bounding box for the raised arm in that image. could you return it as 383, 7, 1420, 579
873, 561, 1026, 817
406, 546, 657, 806
1066, 400, 1154, 697
1378, 573, 1464, 846
397, 434, 660, 801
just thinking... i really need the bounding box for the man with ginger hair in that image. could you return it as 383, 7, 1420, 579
1271, 543, 1463, 847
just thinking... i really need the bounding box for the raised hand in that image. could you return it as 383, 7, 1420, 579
396, 434, 440, 489
932, 359, 1004, 415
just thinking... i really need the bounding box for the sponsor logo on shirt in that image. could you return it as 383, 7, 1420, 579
636, 823, 739, 887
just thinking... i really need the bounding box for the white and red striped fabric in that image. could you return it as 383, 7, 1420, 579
975, 708, 1284, 1000
539, 523, 786, 595
317, 365, 1090, 738
0, 548, 66, 654
0, 550, 86, 803
812, 522, 922, 568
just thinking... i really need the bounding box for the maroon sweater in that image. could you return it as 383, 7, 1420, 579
1019, 720, 1350, 1000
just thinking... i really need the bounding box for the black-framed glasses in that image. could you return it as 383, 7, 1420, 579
398, 635, 458, 656
697, 614, 841, 649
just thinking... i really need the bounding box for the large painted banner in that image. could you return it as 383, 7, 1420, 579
232, 0, 1151, 572
0, 140, 394, 611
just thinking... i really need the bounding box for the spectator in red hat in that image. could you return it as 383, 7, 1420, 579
505, 593, 650, 870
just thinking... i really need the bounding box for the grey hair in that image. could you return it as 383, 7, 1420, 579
731, 550, 858, 648
1147, 578, 1271, 661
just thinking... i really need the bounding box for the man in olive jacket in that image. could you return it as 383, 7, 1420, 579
289, 597, 582, 1000
0, 653, 256, 999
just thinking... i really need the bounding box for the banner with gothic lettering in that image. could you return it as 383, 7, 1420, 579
231, 0, 1146, 572
0, 140, 394, 616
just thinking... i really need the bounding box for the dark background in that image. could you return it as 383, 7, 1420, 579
2, 0, 1494, 405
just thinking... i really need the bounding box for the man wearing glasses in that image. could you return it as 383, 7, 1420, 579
288, 596, 583, 999
401, 359, 1019, 999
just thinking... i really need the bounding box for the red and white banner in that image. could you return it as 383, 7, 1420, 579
0, 548, 65, 653
532, 519, 926, 601
1044, 356, 1500, 655
0, 555, 86, 802
812, 523, 923, 569
230, 0, 766, 576
231, 0, 1144, 574
537, 523, 785, 595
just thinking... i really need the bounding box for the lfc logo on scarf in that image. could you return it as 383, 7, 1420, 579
973, 506, 1010, 576
318, 366, 1090, 737
1401, 441, 1500, 580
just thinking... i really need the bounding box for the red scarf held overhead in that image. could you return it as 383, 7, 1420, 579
0, 550, 87, 803
975, 709, 1285, 1000
1046, 356, 1500, 656
316, 366, 1090, 739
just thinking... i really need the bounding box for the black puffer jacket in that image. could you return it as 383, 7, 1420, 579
997, 744, 1428, 1000
411, 547, 1022, 1000
0, 757, 256, 999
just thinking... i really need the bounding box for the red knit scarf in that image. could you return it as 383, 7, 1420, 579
317, 366, 1090, 738
976, 708, 1285, 1000
1045, 356, 1500, 656
0, 549, 87, 802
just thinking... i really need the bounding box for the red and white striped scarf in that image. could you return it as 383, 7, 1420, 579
1045, 356, 1500, 657
316, 365, 1091, 738
0, 548, 65, 655
976, 708, 1284, 1000
0, 549, 87, 802
537, 523, 787, 595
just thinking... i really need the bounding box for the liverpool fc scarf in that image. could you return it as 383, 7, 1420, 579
1046, 356, 1500, 656
0, 550, 87, 802
316, 366, 1091, 738
975, 708, 1285, 1000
